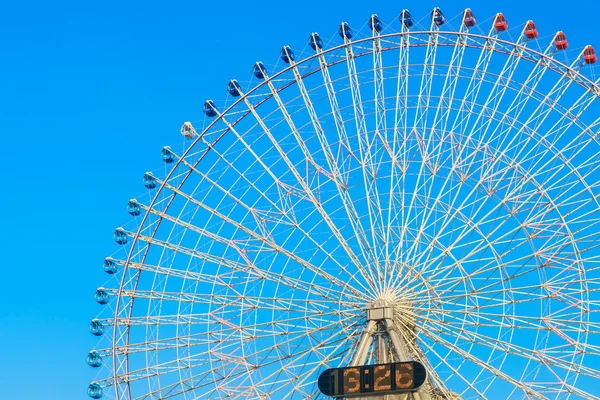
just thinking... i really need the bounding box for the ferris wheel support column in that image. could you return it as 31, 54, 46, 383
385, 320, 429, 400
348, 301, 435, 400
351, 320, 377, 367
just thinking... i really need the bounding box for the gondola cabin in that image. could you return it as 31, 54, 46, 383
143, 172, 156, 189
180, 121, 196, 138
401, 9, 414, 28
228, 79, 241, 97
90, 319, 104, 336
252, 62, 267, 79
203, 100, 218, 117
339, 22, 353, 39
463, 8, 476, 27
87, 352, 103, 368
555, 31, 568, 50
127, 199, 141, 216
309, 33, 323, 50
87, 383, 103, 399
94, 289, 109, 305
161, 146, 174, 163
369, 14, 382, 32
494, 13, 508, 32
524, 20, 538, 39
280, 46, 295, 63
583, 45, 597, 64
102, 257, 118, 274
114, 228, 127, 245
432, 7, 445, 26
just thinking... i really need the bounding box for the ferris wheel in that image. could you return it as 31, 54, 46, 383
88, 7, 600, 400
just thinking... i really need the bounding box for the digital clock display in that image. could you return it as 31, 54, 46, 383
318, 361, 426, 398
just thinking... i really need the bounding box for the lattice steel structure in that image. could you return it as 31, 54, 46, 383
88, 9, 600, 400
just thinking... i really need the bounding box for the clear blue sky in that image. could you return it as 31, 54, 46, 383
0, 0, 598, 398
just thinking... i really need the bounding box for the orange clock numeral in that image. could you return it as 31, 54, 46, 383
374, 365, 391, 391
343, 367, 360, 393
395, 363, 414, 389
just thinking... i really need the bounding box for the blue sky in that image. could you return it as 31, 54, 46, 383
1, 0, 599, 398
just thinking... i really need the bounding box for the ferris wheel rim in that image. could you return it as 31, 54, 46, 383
95, 20, 600, 400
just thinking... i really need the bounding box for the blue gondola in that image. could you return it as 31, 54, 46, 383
94, 289, 109, 305
369, 14, 382, 33
280, 46, 295, 63
253, 62, 267, 79
338, 22, 352, 40
161, 146, 174, 163
309, 33, 323, 50
431, 7, 445, 26
227, 79, 241, 97
87, 352, 103, 368
90, 319, 104, 336
400, 9, 414, 28
102, 257, 118, 274
114, 228, 127, 245
87, 383, 103, 399
127, 199, 141, 216
203, 100, 218, 117
143, 172, 157, 189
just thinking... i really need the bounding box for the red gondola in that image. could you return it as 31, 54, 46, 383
463, 8, 476, 27
494, 13, 508, 32
555, 31, 568, 50
583, 45, 597, 64
524, 20, 538, 39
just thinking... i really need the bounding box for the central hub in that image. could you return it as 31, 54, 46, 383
367, 299, 394, 322
366, 297, 418, 346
